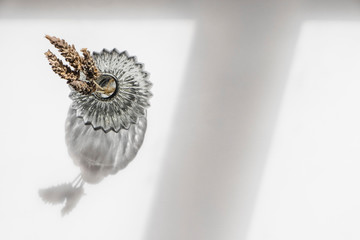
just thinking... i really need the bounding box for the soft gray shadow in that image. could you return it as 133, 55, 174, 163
39, 176, 85, 216
144, 1, 302, 239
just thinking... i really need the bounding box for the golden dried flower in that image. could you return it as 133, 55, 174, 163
44, 50, 79, 82
81, 48, 100, 81
68, 80, 96, 95
45, 35, 82, 71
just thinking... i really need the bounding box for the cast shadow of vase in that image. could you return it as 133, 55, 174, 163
39, 113, 147, 215
39, 162, 119, 216
39, 175, 85, 216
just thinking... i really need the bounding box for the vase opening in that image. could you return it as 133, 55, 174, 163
93, 73, 118, 100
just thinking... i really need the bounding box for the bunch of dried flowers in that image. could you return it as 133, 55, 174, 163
44, 35, 109, 95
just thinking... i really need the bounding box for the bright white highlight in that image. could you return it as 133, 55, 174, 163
247, 21, 360, 240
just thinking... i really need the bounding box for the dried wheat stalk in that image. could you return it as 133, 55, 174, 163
44, 35, 109, 95
81, 48, 100, 81
45, 35, 82, 71
68, 80, 96, 95
45, 50, 79, 82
